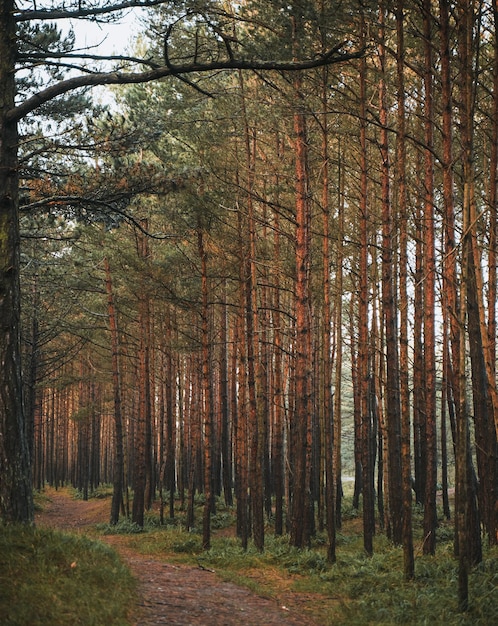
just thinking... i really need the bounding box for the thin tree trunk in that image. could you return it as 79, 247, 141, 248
439, 1, 461, 548
455, 0, 482, 608
332, 152, 344, 540
290, 68, 313, 549
104, 257, 125, 525
132, 221, 151, 528
198, 228, 214, 550
272, 206, 285, 537
357, 8, 374, 556
422, 0, 438, 556
219, 281, 232, 507
395, 0, 414, 578
320, 61, 335, 562
235, 207, 249, 549
378, 0, 403, 546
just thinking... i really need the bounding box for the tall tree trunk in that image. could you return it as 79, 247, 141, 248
235, 207, 249, 549
186, 355, 201, 531
198, 227, 214, 550
358, 7, 374, 555
164, 309, 176, 519
422, 0, 438, 556
332, 150, 344, 540
245, 136, 265, 552
455, 0, 482, 608
104, 258, 125, 525
219, 281, 232, 507
272, 205, 285, 537
290, 69, 313, 549
395, 0, 414, 578
0, 0, 33, 524
132, 222, 152, 528
412, 173, 426, 506
378, 0, 403, 546
439, 0, 461, 537
488, 0, 498, 546
320, 61, 336, 562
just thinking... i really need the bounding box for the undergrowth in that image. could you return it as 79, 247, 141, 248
24, 487, 498, 625
116, 499, 498, 626
0, 524, 136, 625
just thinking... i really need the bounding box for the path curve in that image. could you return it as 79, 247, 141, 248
36, 490, 319, 626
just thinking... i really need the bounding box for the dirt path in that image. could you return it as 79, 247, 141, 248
36, 490, 320, 626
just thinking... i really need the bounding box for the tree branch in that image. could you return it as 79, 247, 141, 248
19, 52, 161, 70
8, 46, 362, 123
15, 0, 170, 22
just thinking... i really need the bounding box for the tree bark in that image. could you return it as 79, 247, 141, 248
198, 227, 214, 551
358, 7, 374, 555
378, 0, 403, 546
395, 0, 414, 579
422, 0, 438, 556
132, 221, 152, 528
103, 257, 125, 525
0, 0, 33, 523
320, 59, 336, 562
289, 70, 313, 549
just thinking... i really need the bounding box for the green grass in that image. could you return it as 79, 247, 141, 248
8, 487, 497, 626
0, 524, 136, 625
103, 495, 498, 626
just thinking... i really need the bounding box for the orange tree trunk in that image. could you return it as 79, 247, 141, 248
289, 73, 313, 549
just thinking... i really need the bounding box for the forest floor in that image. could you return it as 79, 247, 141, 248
36, 489, 320, 626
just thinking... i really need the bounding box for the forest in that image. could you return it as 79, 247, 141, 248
0, 0, 498, 622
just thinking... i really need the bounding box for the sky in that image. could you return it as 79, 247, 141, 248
69, 11, 142, 59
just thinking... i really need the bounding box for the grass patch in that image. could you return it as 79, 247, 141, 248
72, 484, 114, 500
121, 512, 498, 626
0, 524, 136, 625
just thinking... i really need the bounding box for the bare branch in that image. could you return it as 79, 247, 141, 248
15, 0, 170, 22
19, 52, 161, 70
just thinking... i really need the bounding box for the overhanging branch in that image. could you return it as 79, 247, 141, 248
15, 0, 171, 22
8, 45, 362, 123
